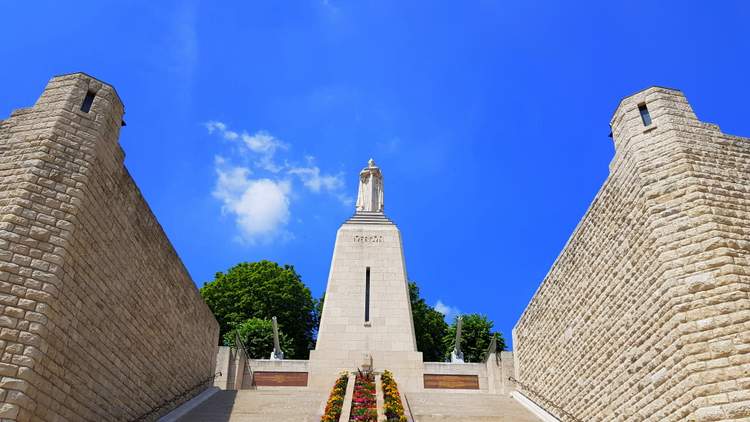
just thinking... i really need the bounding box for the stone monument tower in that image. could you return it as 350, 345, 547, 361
309, 159, 423, 391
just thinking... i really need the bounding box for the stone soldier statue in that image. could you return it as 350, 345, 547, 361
355, 158, 384, 213
270, 316, 284, 360
450, 316, 465, 363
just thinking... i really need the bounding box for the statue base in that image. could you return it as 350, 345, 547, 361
269, 351, 284, 361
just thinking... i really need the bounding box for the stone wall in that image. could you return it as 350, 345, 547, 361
0, 73, 219, 421
513, 87, 750, 421
422, 351, 514, 394
214, 346, 312, 390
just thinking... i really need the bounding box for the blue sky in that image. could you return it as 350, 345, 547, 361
2, 1, 749, 349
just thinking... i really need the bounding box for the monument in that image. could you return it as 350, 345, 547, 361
1, 74, 532, 415
20, 72, 736, 421
195, 159, 526, 420
174, 86, 750, 421
309, 159, 424, 391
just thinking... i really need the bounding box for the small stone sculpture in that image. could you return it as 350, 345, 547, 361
269, 316, 284, 360
450, 316, 465, 363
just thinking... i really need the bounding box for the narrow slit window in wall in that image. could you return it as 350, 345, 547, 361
638, 103, 652, 126
365, 267, 371, 323
81, 91, 96, 113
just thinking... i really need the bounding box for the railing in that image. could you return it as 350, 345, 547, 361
234, 330, 254, 388
403, 393, 416, 422
508, 377, 582, 422
234, 329, 250, 360
130, 371, 221, 422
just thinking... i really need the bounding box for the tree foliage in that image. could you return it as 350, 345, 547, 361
313, 292, 325, 340
200, 260, 316, 359
408, 281, 449, 361
224, 317, 294, 359
443, 313, 506, 362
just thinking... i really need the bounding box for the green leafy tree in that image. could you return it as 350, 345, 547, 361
200, 261, 316, 359
443, 313, 506, 362
408, 281, 449, 361
224, 318, 294, 359
312, 292, 325, 341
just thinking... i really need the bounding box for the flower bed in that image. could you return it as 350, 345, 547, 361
381, 370, 407, 422
321, 372, 349, 422
349, 370, 377, 421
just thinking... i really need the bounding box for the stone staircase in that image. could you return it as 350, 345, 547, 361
176, 389, 325, 422
344, 211, 393, 225
173, 378, 542, 422
405, 392, 540, 422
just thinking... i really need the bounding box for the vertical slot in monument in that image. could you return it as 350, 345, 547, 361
365, 266, 371, 323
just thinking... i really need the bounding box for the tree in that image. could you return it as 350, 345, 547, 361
224, 318, 294, 359
443, 313, 506, 362
408, 281, 449, 361
200, 261, 316, 359
312, 292, 325, 341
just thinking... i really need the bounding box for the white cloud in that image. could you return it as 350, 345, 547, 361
288, 158, 353, 206
241, 131, 287, 155
154, 0, 198, 109
205, 121, 226, 134
435, 300, 461, 322
205, 122, 351, 243
288, 165, 343, 192
213, 158, 291, 243
335, 193, 355, 207
205, 122, 287, 172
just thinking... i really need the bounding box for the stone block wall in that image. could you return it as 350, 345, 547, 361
514, 87, 750, 421
498, 351, 516, 394
0, 73, 219, 421
214, 346, 312, 390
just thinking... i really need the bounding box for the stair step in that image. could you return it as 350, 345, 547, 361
405, 392, 540, 422
344, 212, 394, 225
176, 390, 326, 422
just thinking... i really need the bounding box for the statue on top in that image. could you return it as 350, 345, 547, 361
355, 158, 384, 213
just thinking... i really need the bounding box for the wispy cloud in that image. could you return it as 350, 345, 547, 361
157, 0, 199, 109
435, 300, 461, 322
287, 157, 352, 206
320, 0, 341, 15
377, 137, 400, 154
205, 121, 349, 242
205, 122, 288, 173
